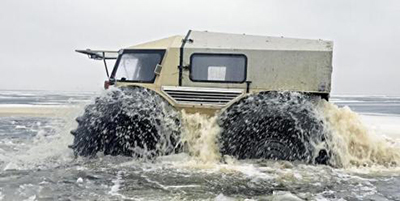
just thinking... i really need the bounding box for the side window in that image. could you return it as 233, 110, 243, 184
190, 54, 247, 83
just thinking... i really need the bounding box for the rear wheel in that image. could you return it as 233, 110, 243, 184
219, 92, 329, 164
69, 87, 180, 158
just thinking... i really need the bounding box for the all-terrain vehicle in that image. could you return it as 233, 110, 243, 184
71, 30, 333, 164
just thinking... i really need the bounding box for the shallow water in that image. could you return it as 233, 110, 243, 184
0, 91, 400, 200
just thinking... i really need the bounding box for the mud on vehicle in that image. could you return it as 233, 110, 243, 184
71, 30, 333, 164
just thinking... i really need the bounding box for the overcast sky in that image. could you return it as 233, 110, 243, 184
0, 0, 399, 95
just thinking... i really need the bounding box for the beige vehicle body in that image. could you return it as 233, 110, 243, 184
78, 30, 333, 115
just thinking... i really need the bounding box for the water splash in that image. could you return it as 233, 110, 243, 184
2, 90, 400, 199
0, 104, 83, 170
179, 111, 222, 164
176, 91, 400, 168
319, 101, 400, 168
4, 89, 400, 170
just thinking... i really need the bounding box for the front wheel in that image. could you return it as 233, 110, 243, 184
69, 87, 181, 158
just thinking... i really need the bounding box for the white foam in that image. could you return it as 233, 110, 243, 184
22, 195, 36, 201
0, 190, 4, 201
214, 193, 236, 201
0, 103, 84, 170
108, 171, 128, 199
271, 191, 303, 201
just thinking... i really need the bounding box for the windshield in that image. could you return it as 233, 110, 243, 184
112, 50, 165, 82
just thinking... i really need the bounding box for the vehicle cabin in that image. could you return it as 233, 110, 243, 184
77, 30, 333, 113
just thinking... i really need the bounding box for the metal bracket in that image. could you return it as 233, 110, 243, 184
76, 49, 118, 79
75, 49, 118, 60
245, 81, 252, 93
182, 38, 194, 43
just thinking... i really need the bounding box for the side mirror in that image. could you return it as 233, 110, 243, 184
154, 64, 162, 75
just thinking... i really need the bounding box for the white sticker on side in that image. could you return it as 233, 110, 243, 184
208, 66, 226, 81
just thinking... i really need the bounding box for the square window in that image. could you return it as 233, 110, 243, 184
190, 54, 247, 83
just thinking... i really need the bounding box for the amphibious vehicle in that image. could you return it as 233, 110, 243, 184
71, 30, 333, 164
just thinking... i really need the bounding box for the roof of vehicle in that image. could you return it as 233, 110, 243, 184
127, 30, 333, 52
127, 35, 183, 49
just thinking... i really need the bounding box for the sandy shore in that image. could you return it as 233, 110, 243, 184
0, 105, 82, 117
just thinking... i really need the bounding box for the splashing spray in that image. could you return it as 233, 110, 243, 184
179, 111, 222, 163
319, 101, 400, 167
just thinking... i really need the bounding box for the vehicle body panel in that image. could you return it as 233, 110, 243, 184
80, 30, 333, 114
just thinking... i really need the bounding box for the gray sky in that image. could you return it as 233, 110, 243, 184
0, 0, 399, 95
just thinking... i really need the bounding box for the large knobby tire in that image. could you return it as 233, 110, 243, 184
69, 87, 180, 158
219, 92, 329, 164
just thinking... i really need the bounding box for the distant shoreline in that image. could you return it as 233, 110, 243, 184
0, 105, 80, 117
